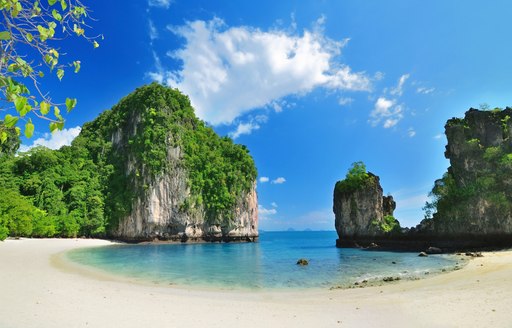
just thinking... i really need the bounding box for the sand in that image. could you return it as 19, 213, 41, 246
0, 238, 511, 328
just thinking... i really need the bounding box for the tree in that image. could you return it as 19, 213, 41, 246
0, 0, 100, 140
0, 120, 20, 155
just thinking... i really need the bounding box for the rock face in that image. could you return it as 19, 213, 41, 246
77, 84, 258, 242
332, 108, 512, 250
333, 171, 398, 246
425, 108, 512, 236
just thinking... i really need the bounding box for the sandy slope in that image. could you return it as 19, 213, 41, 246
0, 238, 511, 328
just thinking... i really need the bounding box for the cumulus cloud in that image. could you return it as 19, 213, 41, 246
229, 121, 260, 139
258, 204, 277, 221
369, 97, 403, 128
271, 202, 278, 208
258, 205, 277, 215
228, 115, 267, 139
259, 177, 269, 183
271, 177, 286, 184
19, 127, 81, 152
390, 74, 410, 96
148, 0, 171, 9
150, 18, 371, 125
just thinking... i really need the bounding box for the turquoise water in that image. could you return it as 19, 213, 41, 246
67, 231, 463, 290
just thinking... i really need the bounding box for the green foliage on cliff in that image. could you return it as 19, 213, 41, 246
425, 108, 512, 228
335, 161, 375, 194
0, 84, 257, 240
371, 215, 401, 234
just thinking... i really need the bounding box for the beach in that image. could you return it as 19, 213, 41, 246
0, 239, 511, 328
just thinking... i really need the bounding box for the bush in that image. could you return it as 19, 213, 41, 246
335, 161, 374, 194
0, 225, 8, 241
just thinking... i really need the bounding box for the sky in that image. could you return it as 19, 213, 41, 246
16, 0, 512, 231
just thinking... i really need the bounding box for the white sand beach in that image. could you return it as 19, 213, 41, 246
0, 238, 511, 328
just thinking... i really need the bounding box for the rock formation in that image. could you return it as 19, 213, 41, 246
76, 84, 259, 242
333, 163, 399, 247
334, 108, 512, 250
423, 108, 512, 236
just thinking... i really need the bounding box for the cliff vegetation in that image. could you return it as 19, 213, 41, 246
422, 108, 512, 235
0, 84, 257, 241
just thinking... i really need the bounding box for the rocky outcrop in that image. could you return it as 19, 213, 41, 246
333, 170, 399, 247
425, 108, 512, 236
77, 84, 258, 242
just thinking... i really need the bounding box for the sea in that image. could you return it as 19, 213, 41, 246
66, 231, 464, 290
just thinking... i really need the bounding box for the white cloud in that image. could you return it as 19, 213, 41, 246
259, 177, 269, 183
338, 97, 354, 106
258, 205, 277, 215
390, 74, 410, 96
407, 127, 416, 137
433, 133, 444, 140
369, 97, 403, 128
258, 204, 277, 221
229, 121, 260, 139
416, 87, 435, 94
228, 115, 267, 139
271, 202, 278, 208
271, 177, 286, 184
19, 127, 81, 152
148, 19, 158, 41
148, 0, 171, 9
150, 18, 371, 125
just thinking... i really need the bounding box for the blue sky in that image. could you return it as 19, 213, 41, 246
18, 0, 512, 230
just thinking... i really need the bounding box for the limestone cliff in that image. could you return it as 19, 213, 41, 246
75, 84, 258, 242
424, 108, 512, 236
333, 163, 399, 247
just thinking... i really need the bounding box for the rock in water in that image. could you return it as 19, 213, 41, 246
426, 247, 443, 254
296, 259, 309, 266
333, 162, 401, 246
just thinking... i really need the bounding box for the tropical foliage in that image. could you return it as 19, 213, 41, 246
0, 84, 257, 240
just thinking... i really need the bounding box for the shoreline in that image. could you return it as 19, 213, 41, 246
1, 238, 512, 327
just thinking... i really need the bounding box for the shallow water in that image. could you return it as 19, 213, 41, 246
67, 231, 464, 290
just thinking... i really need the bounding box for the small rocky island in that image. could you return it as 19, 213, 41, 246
334, 108, 512, 250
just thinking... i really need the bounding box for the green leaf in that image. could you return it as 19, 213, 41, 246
20, 103, 32, 117
60, 0, 67, 10
48, 0, 57, 6
15, 127, 21, 136
57, 69, 64, 81
0, 31, 10, 40
65, 98, 77, 112
73, 61, 81, 73
0, 131, 7, 143
93, 41, 99, 48
54, 106, 61, 119
40, 101, 50, 115
37, 25, 49, 41
38, 71, 44, 78
52, 9, 62, 21
26, 33, 33, 42
4, 114, 19, 128
24, 120, 34, 138
49, 122, 58, 133
14, 96, 28, 113
56, 121, 64, 130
